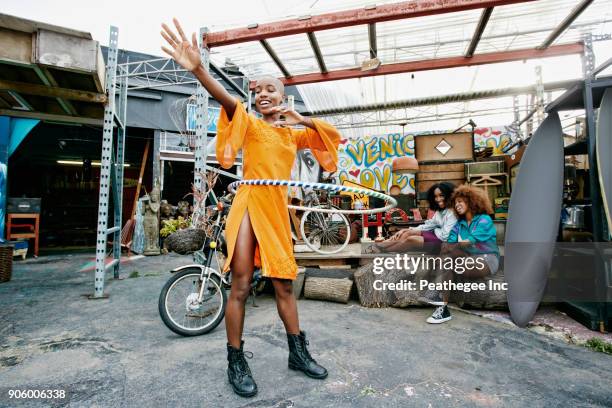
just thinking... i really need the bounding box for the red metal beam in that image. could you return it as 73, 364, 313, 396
247, 43, 583, 88
204, 0, 536, 48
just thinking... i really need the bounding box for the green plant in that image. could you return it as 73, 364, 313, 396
584, 337, 612, 354
128, 271, 140, 278
360, 386, 376, 397
160, 216, 191, 237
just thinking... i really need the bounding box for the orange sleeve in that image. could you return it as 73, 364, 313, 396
294, 119, 341, 172
216, 99, 251, 169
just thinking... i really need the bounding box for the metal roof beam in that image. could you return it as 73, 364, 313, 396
303, 79, 576, 116
465, 7, 494, 57
277, 43, 583, 86
0, 94, 11, 108
0, 79, 107, 103
0, 108, 102, 125
538, 0, 594, 49
259, 39, 291, 78
204, 0, 536, 47
368, 23, 377, 59
32, 66, 78, 115
307, 32, 327, 74
209, 63, 248, 98
7, 90, 33, 110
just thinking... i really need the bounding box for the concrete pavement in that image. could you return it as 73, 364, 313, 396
0, 253, 610, 407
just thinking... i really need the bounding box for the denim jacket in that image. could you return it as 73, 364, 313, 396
414, 208, 458, 241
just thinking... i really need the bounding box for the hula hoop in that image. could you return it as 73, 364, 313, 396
228, 179, 397, 215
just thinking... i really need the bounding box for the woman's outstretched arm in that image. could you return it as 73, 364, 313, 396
161, 18, 237, 118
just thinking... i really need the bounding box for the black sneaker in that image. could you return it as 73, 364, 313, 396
426, 305, 452, 324
418, 290, 445, 306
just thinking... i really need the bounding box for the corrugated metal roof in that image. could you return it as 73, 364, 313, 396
205, 0, 612, 136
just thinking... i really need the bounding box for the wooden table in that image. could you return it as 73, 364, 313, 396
6, 213, 40, 257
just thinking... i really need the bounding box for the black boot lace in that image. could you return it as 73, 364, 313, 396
301, 338, 315, 363
234, 350, 253, 379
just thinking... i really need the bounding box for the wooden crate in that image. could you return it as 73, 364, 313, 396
465, 160, 505, 178
414, 132, 474, 163
416, 162, 466, 213
416, 163, 466, 196
418, 163, 465, 173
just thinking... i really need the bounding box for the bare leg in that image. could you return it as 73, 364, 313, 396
381, 235, 425, 253
271, 278, 300, 335
225, 211, 257, 348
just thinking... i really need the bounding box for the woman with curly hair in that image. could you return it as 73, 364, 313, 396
370, 182, 457, 253
422, 185, 500, 324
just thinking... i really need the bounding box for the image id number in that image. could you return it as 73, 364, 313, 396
8, 389, 66, 399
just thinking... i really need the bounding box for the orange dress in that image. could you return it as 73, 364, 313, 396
216, 101, 340, 280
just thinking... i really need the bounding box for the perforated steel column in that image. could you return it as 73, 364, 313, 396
512, 94, 522, 140
112, 65, 128, 278
535, 65, 545, 125
194, 27, 210, 193
93, 26, 119, 298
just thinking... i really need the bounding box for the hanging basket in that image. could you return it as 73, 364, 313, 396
0, 244, 14, 283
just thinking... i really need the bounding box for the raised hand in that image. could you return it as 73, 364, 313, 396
272, 106, 304, 127
161, 18, 201, 72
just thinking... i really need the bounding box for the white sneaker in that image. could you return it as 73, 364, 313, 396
426, 305, 452, 324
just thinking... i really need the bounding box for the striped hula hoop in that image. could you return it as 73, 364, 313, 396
227, 179, 397, 215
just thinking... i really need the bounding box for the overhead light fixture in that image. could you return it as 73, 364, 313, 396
361, 57, 381, 71
57, 160, 130, 167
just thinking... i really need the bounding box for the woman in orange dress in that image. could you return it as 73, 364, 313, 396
162, 19, 340, 398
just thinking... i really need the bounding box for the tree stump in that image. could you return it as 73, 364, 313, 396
451, 268, 508, 309
354, 255, 510, 310
354, 257, 434, 308
353, 263, 395, 307
304, 277, 353, 304
164, 229, 207, 255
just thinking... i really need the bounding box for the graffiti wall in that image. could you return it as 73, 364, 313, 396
337, 133, 416, 194
336, 126, 517, 195
473, 126, 517, 155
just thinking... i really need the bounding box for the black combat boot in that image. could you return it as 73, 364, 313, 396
287, 331, 328, 379
226, 341, 258, 397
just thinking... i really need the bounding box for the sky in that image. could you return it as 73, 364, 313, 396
3, 0, 612, 133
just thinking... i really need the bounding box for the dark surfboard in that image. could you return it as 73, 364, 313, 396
505, 112, 564, 327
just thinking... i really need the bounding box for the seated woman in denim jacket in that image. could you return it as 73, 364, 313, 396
422, 185, 500, 324
371, 182, 457, 253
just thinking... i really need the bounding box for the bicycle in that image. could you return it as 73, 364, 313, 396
298, 188, 351, 255
158, 194, 264, 336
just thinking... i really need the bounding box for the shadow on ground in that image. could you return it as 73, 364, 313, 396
0, 253, 610, 407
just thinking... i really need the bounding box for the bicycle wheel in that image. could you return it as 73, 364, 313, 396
158, 268, 227, 336
300, 204, 351, 255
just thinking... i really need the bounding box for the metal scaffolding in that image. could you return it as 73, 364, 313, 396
545, 32, 612, 331
91, 29, 250, 296
92, 26, 127, 298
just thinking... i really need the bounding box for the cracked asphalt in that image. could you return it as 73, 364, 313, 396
0, 253, 611, 407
